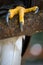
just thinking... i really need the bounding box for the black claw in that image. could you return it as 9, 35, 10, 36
20, 22, 23, 32
6, 12, 10, 25
34, 7, 39, 14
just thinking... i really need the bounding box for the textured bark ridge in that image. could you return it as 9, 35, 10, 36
0, 10, 43, 39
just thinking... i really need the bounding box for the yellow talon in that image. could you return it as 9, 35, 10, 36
7, 6, 39, 31
9, 7, 19, 19
25, 6, 39, 13
19, 7, 25, 31
19, 7, 25, 25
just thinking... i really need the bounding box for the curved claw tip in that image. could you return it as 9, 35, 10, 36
20, 22, 23, 32
35, 7, 39, 14
6, 13, 10, 24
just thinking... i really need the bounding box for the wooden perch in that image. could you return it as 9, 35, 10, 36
0, 10, 43, 39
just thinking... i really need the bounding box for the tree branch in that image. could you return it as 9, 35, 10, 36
0, 10, 43, 39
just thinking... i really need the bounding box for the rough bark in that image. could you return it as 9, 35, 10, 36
0, 10, 43, 39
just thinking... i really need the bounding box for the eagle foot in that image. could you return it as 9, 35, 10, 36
6, 6, 39, 32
